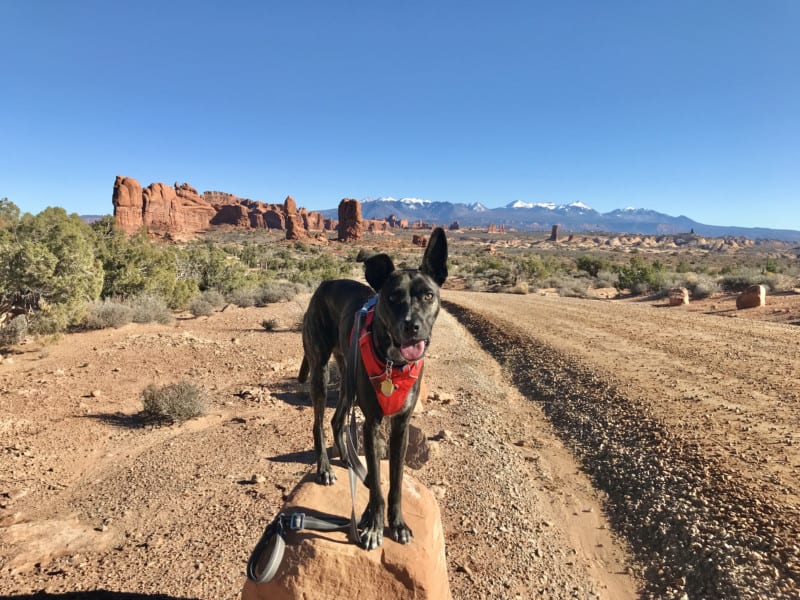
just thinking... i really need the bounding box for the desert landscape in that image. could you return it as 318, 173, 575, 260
1, 228, 800, 599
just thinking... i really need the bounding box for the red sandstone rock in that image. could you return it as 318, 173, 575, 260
284, 196, 307, 240
112, 176, 329, 239
669, 287, 690, 306
112, 176, 144, 232
412, 234, 428, 247
241, 462, 450, 600
737, 285, 766, 309
338, 199, 362, 242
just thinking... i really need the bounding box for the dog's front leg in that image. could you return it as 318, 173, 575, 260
388, 412, 413, 544
359, 416, 385, 550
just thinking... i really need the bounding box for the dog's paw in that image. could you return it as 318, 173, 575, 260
390, 523, 413, 544
360, 524, 384, 550
358, 509, 384, 550
316, 468, 337, 486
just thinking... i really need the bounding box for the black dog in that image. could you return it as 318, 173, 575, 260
298, 227, 448, 550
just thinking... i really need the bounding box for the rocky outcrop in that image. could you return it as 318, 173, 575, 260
284, 196, 307, 241
736, 285, 766, 309
412, 234, 428, 247
241, 462, 450, 600
669, 287, 690, 306
112, 176, 145, 233
338, 198, 362, 242
112, 176, 332, 239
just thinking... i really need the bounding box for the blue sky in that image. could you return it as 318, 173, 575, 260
1, 1, 798, 230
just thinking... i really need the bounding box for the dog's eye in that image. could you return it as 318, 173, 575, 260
423, 291, 434, 302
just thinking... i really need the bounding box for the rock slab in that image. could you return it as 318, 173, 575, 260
241, 461, 450, 600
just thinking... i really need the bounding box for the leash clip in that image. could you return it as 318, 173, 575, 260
289, 512, 305, 531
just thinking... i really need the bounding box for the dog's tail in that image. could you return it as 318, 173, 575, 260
298, 355, 309, 383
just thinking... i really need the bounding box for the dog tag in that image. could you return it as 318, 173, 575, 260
380, 378, 395, 396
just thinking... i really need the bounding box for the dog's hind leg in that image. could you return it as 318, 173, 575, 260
310, 362, 336, 485
387, 412, 413, 544
330, 353, 348, 464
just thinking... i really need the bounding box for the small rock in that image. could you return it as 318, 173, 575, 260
90, 390, 102, 398
251, 474, 267, 484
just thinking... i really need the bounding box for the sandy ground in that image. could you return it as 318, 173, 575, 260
1, 286, 798, 599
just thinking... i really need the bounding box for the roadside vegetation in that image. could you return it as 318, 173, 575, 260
0, 199, 353, 345
446, 231, 799, 299
1, 198, 798, 347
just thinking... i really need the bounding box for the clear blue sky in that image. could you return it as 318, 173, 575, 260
1, 1, 798, 230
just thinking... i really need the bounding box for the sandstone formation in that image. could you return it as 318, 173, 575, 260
112, 176, 332, 239
241, 462, 450, 600
669, 287, 690, 306
113, 176, 439, 240
283, 196, 307, 241
736, 284, 767, 309
549, 224, 559, 242
412, 234, 428, 247
337, 198, 362, 242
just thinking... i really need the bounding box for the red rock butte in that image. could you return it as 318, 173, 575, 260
111, 176, 334, 240
112, 176, 434, 240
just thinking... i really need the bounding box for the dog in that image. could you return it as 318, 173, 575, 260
298, 227, 448, 550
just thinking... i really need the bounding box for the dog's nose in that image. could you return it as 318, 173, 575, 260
404, 319, 421, 336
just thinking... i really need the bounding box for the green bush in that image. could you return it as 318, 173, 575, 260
141, 381, 207, 424
86, 299, 133, 329
1, 207, 104, 332
614, 257, 665, 295
200, 289, 226, 308
228, 288, 259, 308
576, 255, 608, 277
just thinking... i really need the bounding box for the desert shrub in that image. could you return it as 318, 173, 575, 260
141, 380, 207, 424
719, 268, 764, 292
261, 318, 280, 331
509, 282, 529, 295
85, 299, 133, 329
128, 293, 174, 324
177, 242, 253, 294
552, 276, 589, 298
576, 255, 608, 277
0, 314, 28, 347
682, 273, 721, 299
257, 281, 305, 305
200, 289, 226, 309
228, 288, 259, 308
614, 257, 666, 295
763, 273, 797, 293
594, 269, 619, 288
189, 297, 214, 317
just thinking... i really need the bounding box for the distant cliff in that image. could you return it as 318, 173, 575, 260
112, 176, 335, 239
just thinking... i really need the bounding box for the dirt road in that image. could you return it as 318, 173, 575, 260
443, 289, 800, 599
1, 288, 798, 598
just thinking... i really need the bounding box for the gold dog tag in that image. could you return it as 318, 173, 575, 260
381, 378, 394, 396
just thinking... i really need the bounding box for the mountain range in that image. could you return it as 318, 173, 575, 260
321, 198, 800, 242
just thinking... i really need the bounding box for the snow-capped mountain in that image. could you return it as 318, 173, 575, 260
321, 197, 800, 240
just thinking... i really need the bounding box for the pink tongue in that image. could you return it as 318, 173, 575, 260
400, 340, 426, 361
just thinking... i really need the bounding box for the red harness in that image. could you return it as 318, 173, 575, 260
356, 305, 423, 416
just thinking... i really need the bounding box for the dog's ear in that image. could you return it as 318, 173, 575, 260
356, 248, 378, 262
363, 253, 395, 292
421, 227, 448, 286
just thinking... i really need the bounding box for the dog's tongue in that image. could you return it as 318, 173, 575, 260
400, 340, 426, 362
